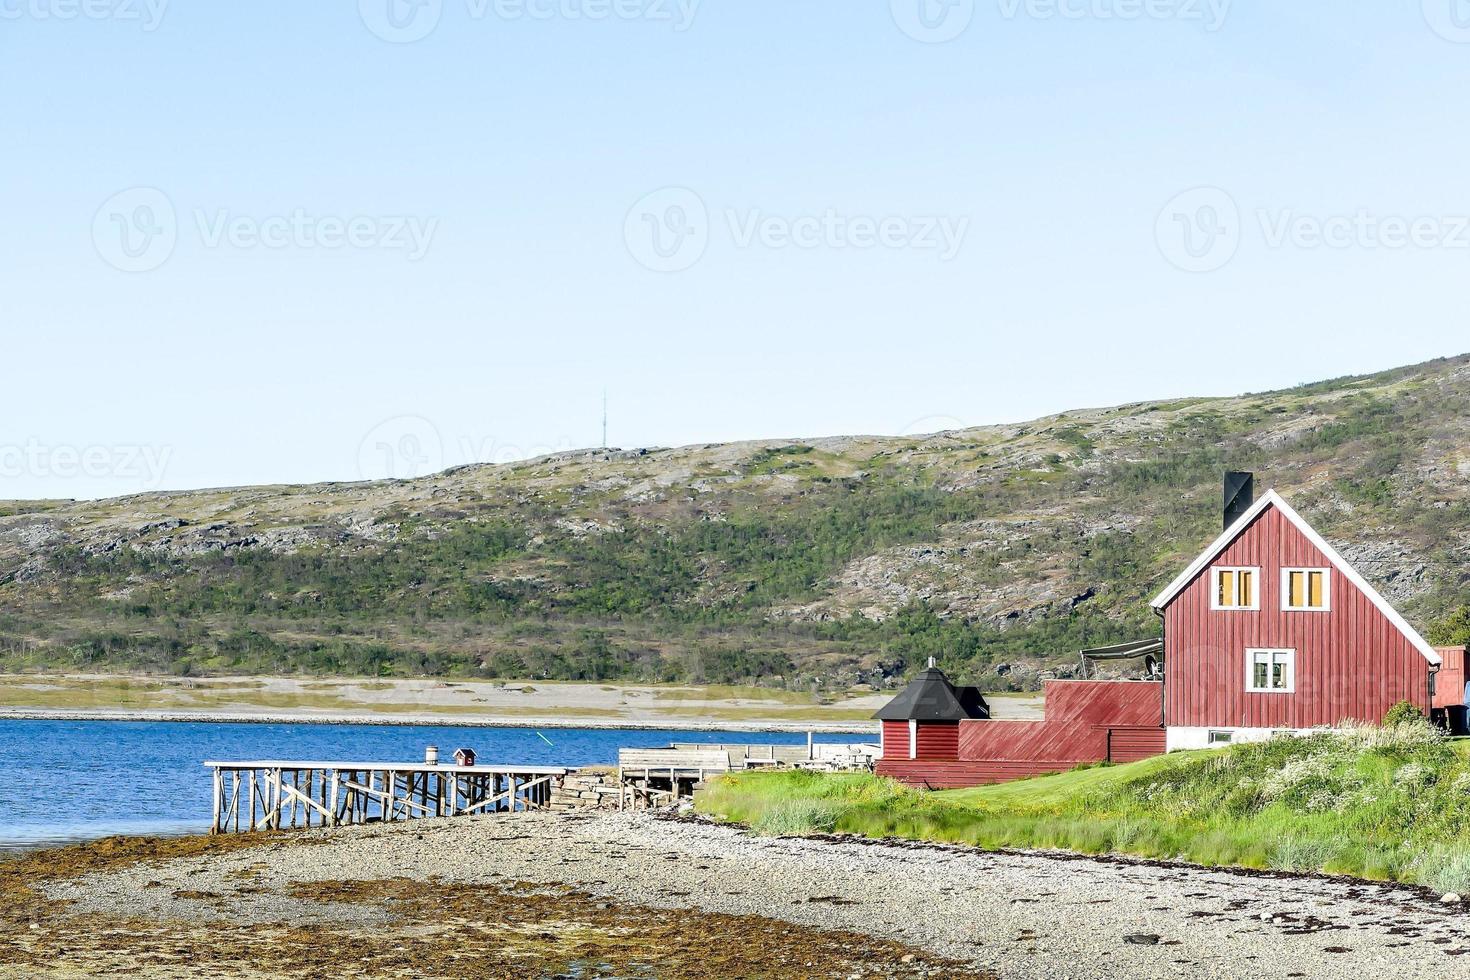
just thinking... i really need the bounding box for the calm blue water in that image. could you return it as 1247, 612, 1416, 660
0, 720, 856, 849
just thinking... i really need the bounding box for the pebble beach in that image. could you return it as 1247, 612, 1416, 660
7, 810, 1470, 978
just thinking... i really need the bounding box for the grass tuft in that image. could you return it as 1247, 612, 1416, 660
696, 721, 1470, 890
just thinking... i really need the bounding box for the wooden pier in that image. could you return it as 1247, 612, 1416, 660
205, 760, 571, 834
616, 741, 879, 808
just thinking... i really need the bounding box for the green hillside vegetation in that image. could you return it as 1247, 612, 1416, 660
3, 354, 1470, 686
696, 720, 1470, 892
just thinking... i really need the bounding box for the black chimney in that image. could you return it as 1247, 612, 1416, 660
1224, 472, 1254, 530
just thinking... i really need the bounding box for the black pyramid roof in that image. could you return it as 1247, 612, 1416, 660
873, 666, 990, 721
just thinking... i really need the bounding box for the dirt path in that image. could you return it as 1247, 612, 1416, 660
11, 810, 1470, 979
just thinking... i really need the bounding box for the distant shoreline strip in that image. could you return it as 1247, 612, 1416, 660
0, 707, 877, 735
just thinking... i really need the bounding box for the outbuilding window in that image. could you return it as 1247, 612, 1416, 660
1212, 567, 1260, 610
1246, 648, 1295, 693
1207, 730, 1234, 745
1283, 568, 1330, 611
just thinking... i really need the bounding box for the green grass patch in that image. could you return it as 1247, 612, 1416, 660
697, 722, 1470, 892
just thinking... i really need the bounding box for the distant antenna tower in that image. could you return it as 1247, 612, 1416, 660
601, 389, 608, 448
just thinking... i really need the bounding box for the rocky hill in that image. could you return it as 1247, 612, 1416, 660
4, 354, 1470, 691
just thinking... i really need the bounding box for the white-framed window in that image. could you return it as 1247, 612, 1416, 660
1211, 566, 1260, 611
1246, 648, 1295, 693
1207, 730, 1234, 746
908, 719, 917, 760
1282, 567, 1331, 611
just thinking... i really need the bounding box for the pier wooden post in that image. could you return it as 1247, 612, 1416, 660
270, 768, 283, 831
204, 761, 571, 834
211, 767, 223, 834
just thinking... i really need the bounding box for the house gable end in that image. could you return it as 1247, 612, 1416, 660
1150, 490, 1440, 667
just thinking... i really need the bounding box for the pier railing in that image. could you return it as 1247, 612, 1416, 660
204, 761, 570, 834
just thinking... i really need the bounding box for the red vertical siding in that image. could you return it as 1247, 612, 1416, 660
914, 722, 959, 760
1163, 505, 1432, 729
876, 681, 1165, 787
881, 721, 909, 759
1434, 647, 1468, 709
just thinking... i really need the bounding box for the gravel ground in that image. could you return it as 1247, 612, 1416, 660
43, 810, 1470, 979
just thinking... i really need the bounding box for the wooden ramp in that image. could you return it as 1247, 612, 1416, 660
205, 761, 571, 834
616, 742, 879, 808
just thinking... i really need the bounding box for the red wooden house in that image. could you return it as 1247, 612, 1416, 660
1151, 481, 1449, 749
875, 473, 1467, 788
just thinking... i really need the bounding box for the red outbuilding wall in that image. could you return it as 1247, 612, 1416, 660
915, 722, 960, 760
877, 680, 1164, 788
958, 681, 1161, 763
1162, 505, 1434, 730
1434, 647, 1468, 710
881, 721, 908, 758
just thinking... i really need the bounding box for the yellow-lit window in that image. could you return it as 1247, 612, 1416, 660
1283, 568, 1330, 611
1213, 567, 1258, 610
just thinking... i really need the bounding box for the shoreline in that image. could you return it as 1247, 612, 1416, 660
15, 810, 1469, 979
0, 706, 878, 734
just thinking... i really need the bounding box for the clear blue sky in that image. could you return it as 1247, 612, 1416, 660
4, 1, 1469, 499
